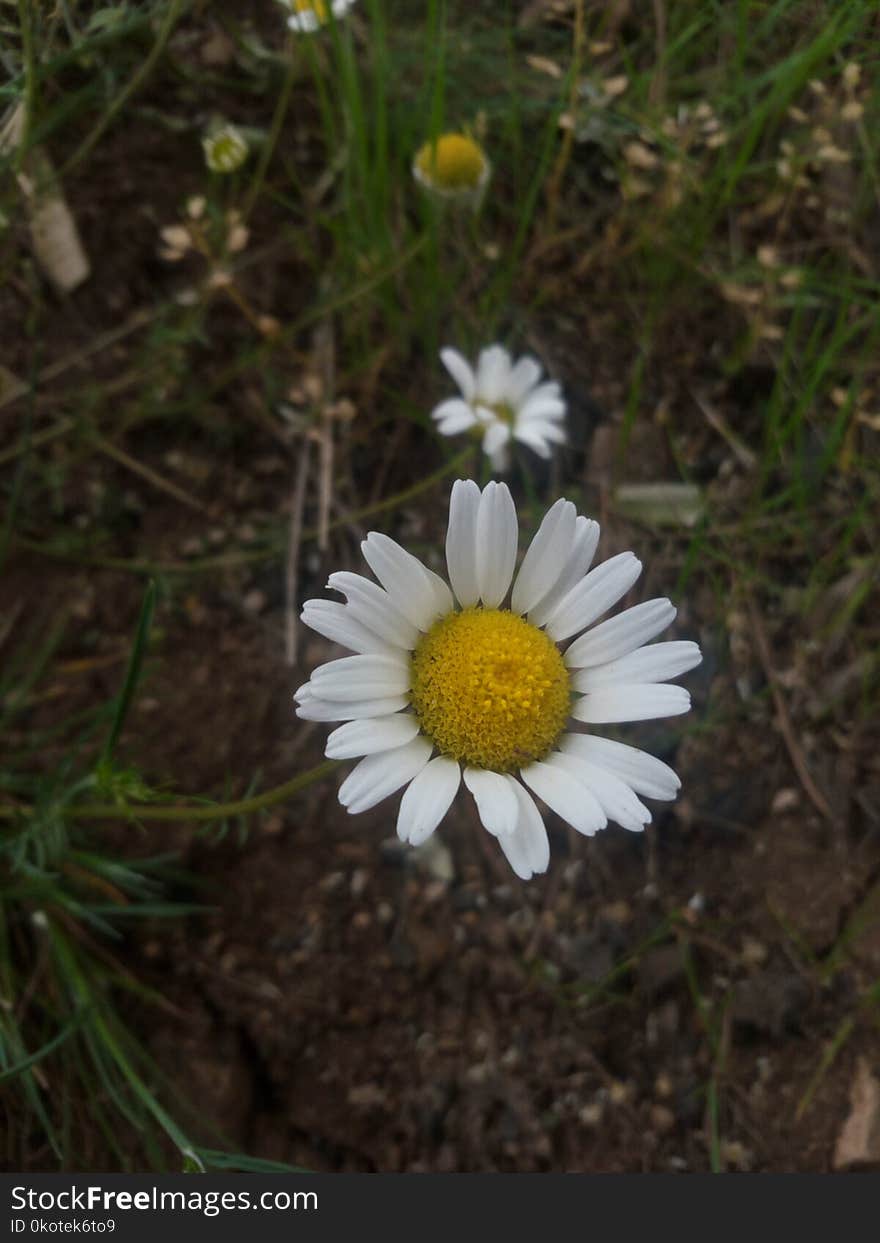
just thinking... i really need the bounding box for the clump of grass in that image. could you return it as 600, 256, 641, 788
0, 584, 323, 1170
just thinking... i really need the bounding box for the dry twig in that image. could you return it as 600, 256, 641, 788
744, 589, 835, 824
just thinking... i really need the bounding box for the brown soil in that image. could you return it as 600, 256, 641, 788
3, 3, 879, 1176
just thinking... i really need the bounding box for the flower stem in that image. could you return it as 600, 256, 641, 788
0, 760, 339, 824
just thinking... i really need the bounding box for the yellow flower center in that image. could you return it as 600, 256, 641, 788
415, 133, 487, 190
485, 400, 515, 426
410, 608, 570, 772
294, 0, 328, 15
204, 129, 247, 173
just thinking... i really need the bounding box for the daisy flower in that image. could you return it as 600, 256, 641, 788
281, 0, 356, 33
202, 124, 249, 174
412, 132, 491, 202
295, 481, 701, 881
432, 345, 566, 471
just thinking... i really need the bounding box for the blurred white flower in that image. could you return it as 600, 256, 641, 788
295, 481, 701, 880
431, 345, 567, 471
282, 0, 356, 33
202, 124, 248, 174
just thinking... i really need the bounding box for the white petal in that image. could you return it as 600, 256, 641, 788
504, 356, 543, 406
294, 687, 410, 722
475, 345, 512, 405
475, 481, 518, 607
518, 382, 564, 420
300, 600, 401, 656
528, 516, 600, 627
360, 533, 445, 632
511, 498, 576, 615
573, 684, 691, 723
481, 420, 510, 459
497, 780, 550, 879
572, 641, 702, 691
287, 12, 321, 31
565, 599, 677, 668
514, 429, 553, 459
563, 734, 681, 800
431, 398, 478, 433
310, 652, 410, 701
423, 565, 455, 617
440, 347, 476, 402
545, 552, 642, 642
397, 756, 461, 845
489, 443, 511, 473
517, 419, 566, 445
554, 744, 651, 832
518, 398, 566, 423
328, 571, 419, 649
463, 767, 519, 836
338, 736, 433, 814
520, 759, 606, 836
445, 479, 481, 607
325, 713, 421, 759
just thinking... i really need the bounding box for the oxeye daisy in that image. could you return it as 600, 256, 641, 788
413, 132, 491, 202
281, 0, 356, 33
295, 481, 701, 881
432, 346, 566, 472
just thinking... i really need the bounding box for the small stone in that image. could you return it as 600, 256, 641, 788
348, 1083, 386, 1109
637, 945, 684, 999
651, 1105, 676, 1134
721, 1141, 753, 1171
579, 1102, 604, 1127
655, 1072, 674, 1099
242, 589, 267, 615
424, 880, 449, 905
350, 868, 368, 899
601, 74, 629, 98
609, 1080, 629, 1106
834, 1059, 880, 1170
842, 62, 861, 88
771, 787, 800, 813
741, 936, 768, 966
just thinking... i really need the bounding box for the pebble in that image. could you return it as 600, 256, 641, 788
741, 936, 768, 966
579, 1102, 604, 1127
771, 787, 800, 813
650, 1105, 676, 1134
242, 589, 267, 615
